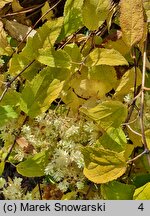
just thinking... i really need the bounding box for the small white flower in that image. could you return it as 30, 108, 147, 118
65, 125, 79, 138
124, 94, 131, 103
58, 180, 69, 192
21, 125, 31, 134
76, 181, 84, 190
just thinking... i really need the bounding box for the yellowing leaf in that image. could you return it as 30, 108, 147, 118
16, 150, 49, 177
82, 0, 111, 30
5, 20, 36, 41
37, 48, 71, 68
143, 0, 150, 21
0, 0, 13, 8
86, 48, 128, 66
98, 127, 127, 152
120, 0, 145, 47
12, 0, 23, 12
101, 181, 135, 200
0, 21, 13, 56
0, 105, 18, 127
61, 88, 85, 112
59, 0, 84, 39
20, 69, 64, 117
82, 147, 126, 183
145, 129, 150, 150
41, 2, 54, 21
80, 100, 128, 130
0, 161, 5, 176
114, 67, 142, 100
133, 182, 150, 200
8, 18, 63, 76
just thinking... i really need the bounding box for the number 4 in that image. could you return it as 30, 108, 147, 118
138, 203, 144, 211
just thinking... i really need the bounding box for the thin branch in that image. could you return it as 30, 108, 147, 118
139, 38, 150, 165
1, 3, 45, 18
127, 148, 149, 164
12, 0, 62, 54
0, 59, 35, 102
143, 87, 150, 91
4, 115, 28, 162
126, 125, 142, 137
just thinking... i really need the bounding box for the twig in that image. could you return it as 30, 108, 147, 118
4, 115, 28, 162
143, 87, 150, 91
126, 124, 142, 137
0, 59, 35, 102
1, 3, 45, 18
139, 38, 150, 165
127, 148, 149, 164
11, 0, 62, 55
38, 181, 43, 200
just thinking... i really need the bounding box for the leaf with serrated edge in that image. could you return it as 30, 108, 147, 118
86, 48, 128, 66
133, 182, 150, 200
82, 147, 126, 183
16, 150, 49, 177
37, 48, 71, 68
0, 105, 18, 127
82, 0, 111, 30
80, 100, 128, 130
114, 67, 142, 100
101, 181, 135, 200
20, 69, 64, 117
120, 0, 144, 47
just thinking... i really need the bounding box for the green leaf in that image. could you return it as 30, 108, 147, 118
80, 100, 128, 130
16, 150, 49, 177
20, 67, 64, 117
22, 17, 64, 59
101, 181, 135, 200
61, 191, 77, 200
20, 72, 64, 117
82, 0, 111, 30
0, 105, 18, 127
64, 43, 82, 64
0, 91, 20, 106
37, 48, 71, 68
59, 0, 84, 40
8, 54, 41, 77
0, 161, 5, 176
131, 173, 150, 188
97, 127, 127, 152
8, 18, 63, 76
86, 48, 128, 66
120, 0, 145, 47
82, 146, 126, 183
133, 182, 150, 200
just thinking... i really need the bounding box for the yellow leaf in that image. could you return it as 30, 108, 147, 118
80, 100, 128, 130
120, 0, 145, 47
82, 147, 126, 183
41, 2, 54, 21
0, 0, 13, 9
133, 182, 150, 200
86, 48, 128, 66
0, 21, 13, 55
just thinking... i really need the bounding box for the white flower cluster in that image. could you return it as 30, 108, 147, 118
0, 106, 101, 198
2, 177, 32, 200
